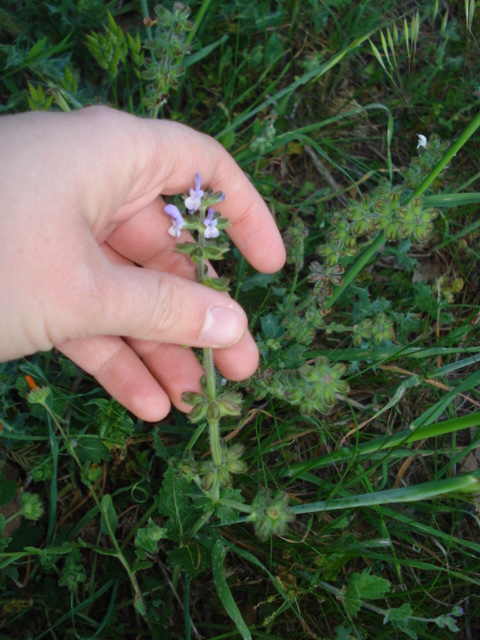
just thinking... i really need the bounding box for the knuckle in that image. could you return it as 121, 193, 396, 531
147, 273, 179, 339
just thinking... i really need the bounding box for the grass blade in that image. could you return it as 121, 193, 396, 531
291, 471, 480, 514
212, 540, 252, 640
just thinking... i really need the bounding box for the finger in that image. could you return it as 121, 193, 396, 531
105, 197, 198, 279
213, 331, 260, 381
126, 329, 259, 413
124, 338, 205, 412
59, 335, 173, 422
130, 117, 287, 274
60, 239, 248, 351
69, 107, 286, 273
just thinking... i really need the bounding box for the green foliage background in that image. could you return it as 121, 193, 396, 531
1, 0, 480, 638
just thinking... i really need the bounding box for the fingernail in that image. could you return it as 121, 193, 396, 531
200, 306, 246, 347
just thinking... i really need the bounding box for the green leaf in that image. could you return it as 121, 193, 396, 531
211, 540, 252, 640
89, 398, 135, 450
215, 488, 245, 525
157, 467, 200, 541
260, 313, 285, 339
135, 518, 167, 555
152, 429, 169, 461
343, 570, 391, 617
384, 602, 412, 623
167, 542, 209, 580
240, 272, 276, 293
100, 494, 118, 536
75, 436, 111, 464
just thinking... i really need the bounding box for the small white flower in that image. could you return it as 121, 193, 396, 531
417, 134, 428, 150
164, 204, 185, 238
185, 172, 204, 212
203, 207, 219, 239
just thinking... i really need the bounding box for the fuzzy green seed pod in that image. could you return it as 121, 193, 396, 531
413, 222, 432, 242
345, 205, 363, 220
284, 386, 304, 404
201, 471, 216, 492
385, 222, 399, 241
374, 199, 389, 215
360, 195, 372, 210
227, 459, 247, 474
27, 386, 51, 405
20, 492, 44, 521
372, 216, 390, 230
225, 443, 245, 461
217, 468, 232, 488
343, 235, 357, 250
325, 253, 340, 267
410, 197, 424, 216
351, 219, 367, 236
398, 222, 415, 238
218, 394, 242, 416
206, 401, 221, 421
187, 401, 207, 423
421, 207, 438, 222
388, 192, 400, 209
397, 206, 415, 222
329, 227, 347, 241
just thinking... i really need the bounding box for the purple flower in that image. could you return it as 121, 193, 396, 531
185, 173, 205, 212
203, 207, 219, 239
164, 204, 185, 238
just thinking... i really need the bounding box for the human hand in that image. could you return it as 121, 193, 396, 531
0, 106, 285, 420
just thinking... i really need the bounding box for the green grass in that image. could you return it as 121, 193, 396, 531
1, 0, 480, 638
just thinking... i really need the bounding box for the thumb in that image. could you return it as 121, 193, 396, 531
77, 261, 248, 349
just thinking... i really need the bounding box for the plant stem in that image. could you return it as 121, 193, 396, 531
218, 498, 254, 514
38, 399, 149, 622
197, 227, 223, 473
326, 232, 386, 309
412, 110, 480, 198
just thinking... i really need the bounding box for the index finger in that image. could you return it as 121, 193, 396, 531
124, 114, 287, 274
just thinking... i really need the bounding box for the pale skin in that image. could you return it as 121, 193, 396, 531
0, 106, 286, 421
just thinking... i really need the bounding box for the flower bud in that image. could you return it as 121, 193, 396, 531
227, 459, 247, 474
225, 443, 245, 461
217, 468, 232, 488
343, 235, 357, 250
187, 401, 207, 423
360, 195, 371, 210
206, 401, 221, 421
372, 216, 389, 230
413, 222, 432, 242
20, 492, 44, 521
385, 222, 399, 241
411, 197, 423, 216
421, 207, 438, 222
284, 387, 304, 404
27, 386, 51, 405
329, 227, 347, 241
351, 220, 367, 236
201, 471, 216, 492
397, 206, 415, 222
218, 394, 242, 416
398, 222, 415, 238
374, 199, 389, 215
345, 205, 362, 220
388, 192, 400, 209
